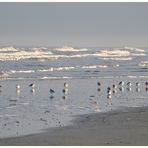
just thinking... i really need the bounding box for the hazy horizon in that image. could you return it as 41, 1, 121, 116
0, 3, 148, 47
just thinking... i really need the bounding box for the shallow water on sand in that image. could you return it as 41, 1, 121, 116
0, 77, 148, 138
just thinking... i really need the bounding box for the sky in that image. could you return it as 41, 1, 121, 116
0, 3, 148, 47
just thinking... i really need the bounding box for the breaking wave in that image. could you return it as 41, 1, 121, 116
0, 46, 148, 80
0, 46, 146, 61
96, 47, 145, 57
54, 46, 88, 52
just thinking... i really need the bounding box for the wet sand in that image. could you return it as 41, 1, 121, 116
0, 107, 148, 145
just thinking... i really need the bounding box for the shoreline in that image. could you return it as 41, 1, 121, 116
1, 106, 148, 145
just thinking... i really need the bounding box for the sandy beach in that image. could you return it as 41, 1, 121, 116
0, 106, 148, 145
0, 77, 148, 145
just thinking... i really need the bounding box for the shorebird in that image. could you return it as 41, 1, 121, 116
127, 82, 132, 87
118, 81, 124, 86
112, 84, 117, 89
107, 87, 111, 92
145, 82, 148, 86
64, 82, 68, 88
50, 89, 55, 94
97, 82, 101, 86
16, 84, 20, 89
63, 88, 68, 93
29, 83, 35, 88
136, 82, 140, 87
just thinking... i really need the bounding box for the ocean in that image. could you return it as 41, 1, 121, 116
0, 46, 147, 80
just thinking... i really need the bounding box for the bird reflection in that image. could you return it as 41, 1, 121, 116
127, 87, 132, 92
112, 89, 117, 94
107, 93, 112, 110
136, 87, 140, 92
16, 89, 21, 96
30, 88, 35, 95
119, 87, 124, 92
97, 88, 101, 92
145, 87, 148, 91
136, 82, 140, 87
50, 95, 54, 99
62, 95, 67, 99
107, 94, 112, 99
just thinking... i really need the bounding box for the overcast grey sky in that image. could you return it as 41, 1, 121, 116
0, 3, 148, 47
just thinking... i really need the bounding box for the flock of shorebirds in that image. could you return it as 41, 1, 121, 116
1, 80, 148, 99
0, 82, 69, 99
97, 81, 148, 99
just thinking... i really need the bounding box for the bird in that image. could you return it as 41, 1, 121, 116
107, 87, 111, 92
16, 84, 20, 89
127, 82, 132, 87
107, 87, 112, 94
29, 83, 35, 88
112, 84, 117, 89
50, 89, 55, 94
97, 82, 101, 86
145, 82, 148, 86
118, 81, 124, 86
64, 82, 68, 88
63, 88, 68, 94
107, 86, 111, 90
136, 82, 140, 87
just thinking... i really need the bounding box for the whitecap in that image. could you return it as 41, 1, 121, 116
54, 46, 88, 52
102, 57, 133, 61
0, 46, 19, 52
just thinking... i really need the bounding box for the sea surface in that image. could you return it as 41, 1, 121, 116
0, 46, 148, 138
0, 46, 148, 80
